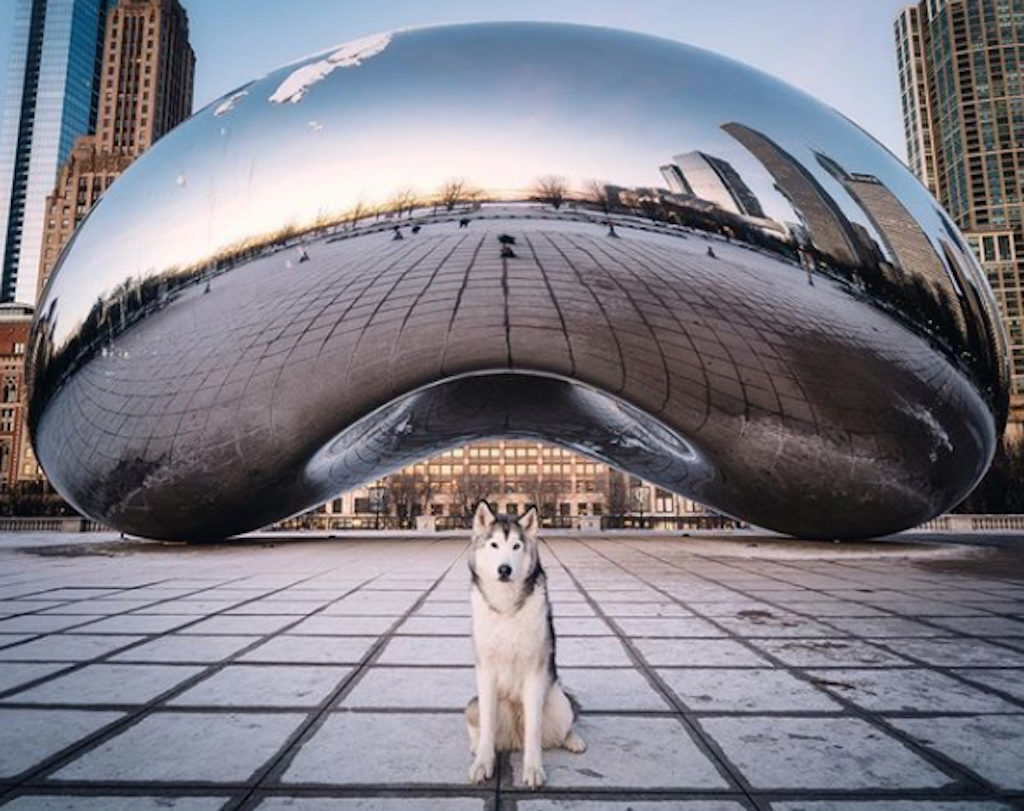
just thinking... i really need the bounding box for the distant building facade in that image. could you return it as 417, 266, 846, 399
0, 0, 113, 304
896, 0, 1024, 435
295, 440, 706, 527
37, 0, 195, 294
0, 304, 40, 487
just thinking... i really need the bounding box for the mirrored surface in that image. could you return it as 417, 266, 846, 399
27, 22, 1010, 540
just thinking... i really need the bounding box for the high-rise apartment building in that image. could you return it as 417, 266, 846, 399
38, 0, 195, 293
896, 0, 1024, 435
0, 0, 112, 305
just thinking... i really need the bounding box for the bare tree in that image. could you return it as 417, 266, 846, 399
583, 179, 613, 214
607, 469, 630, 515
387, 188, 419, 219
384, 472, 433, 527
532, 175, 568, 210
347, 197, 368, 230
452, 468, 501, 515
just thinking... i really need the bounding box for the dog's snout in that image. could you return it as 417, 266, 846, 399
498, 564, 512, 579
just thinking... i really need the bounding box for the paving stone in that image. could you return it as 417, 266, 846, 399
823, 618, 945, 637
254, 797, 485, 810
700, 716, 952, 789
52, 712, 305, 783
341, 666, 474, 709
287, 615, 394, 635
713, 612, 848, 638
181, 615, 296, 635
131, 599, 244, 614
875, 638, 1024, 667
2, 663, 204, 705
770, 600, 889, 617
805, 668, 1021, 713
659, 667, 841, 712
240, 636, 376, 664
226, 600, 328, 615
599, 601, 690, 617
413, 601, 471, 617
0, 634, 37, 648
614, 617, 725, 637
927, 616, 1024, 636
770, 802, 1014, 811
110, 634, 259, 663
553, 617, 612, 636
558, 667, 669, 711
395, 615, 470, 635
282, 712, 467, 785
549, 601, 597, 617
518, 802, 746, 811
508, 715, 728, 789
889, 714, 1024, 789
634, 638, 770, 667
0, 662, 71, 693
953, 668, 1024, 703
748, 638, 912, 667
555, 636, 632, 667
0, 615, 105, 633
0, 708, 123, 777
0, 797, 229, 810
0, 635, 144, 662
377, 635, 473, 665
70, 614, 200, 634
171, 664, 349, 707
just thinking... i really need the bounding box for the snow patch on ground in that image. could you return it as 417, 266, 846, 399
269, 33, 392, 105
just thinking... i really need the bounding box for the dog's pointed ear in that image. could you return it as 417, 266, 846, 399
473, 500, 496, 534
520, 505, 538, 540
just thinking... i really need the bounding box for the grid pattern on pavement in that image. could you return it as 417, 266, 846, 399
0, 534, 1021, 810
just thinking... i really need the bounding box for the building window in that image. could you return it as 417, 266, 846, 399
1, 381, 15, 403
0, 409, 14, 432
12, 344, 24, 355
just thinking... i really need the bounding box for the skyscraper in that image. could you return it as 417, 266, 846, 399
0, 0, 112, 305
896, 0, 1024, 435
668, 150, 766, 218
37, 0, 195, 294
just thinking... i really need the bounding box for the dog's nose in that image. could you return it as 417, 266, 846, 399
498, 564, 512, 579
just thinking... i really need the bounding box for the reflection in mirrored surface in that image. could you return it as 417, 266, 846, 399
27, 22, 1009, 540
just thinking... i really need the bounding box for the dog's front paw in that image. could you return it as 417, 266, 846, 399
521, 760, 546, 789
468, 754, 494, 784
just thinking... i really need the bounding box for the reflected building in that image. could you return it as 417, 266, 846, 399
37, 0, 195, 294
0, 0, 113, 304
816, 152, 954, 294
665, 151, 766, 218
896, 0, 1024, 436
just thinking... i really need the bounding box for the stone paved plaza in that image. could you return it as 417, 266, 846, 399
0, 532, 1022, 810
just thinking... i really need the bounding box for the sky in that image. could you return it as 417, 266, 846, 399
0, 0, 913, 160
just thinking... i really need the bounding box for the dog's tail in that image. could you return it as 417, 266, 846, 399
563, 684, 581, 721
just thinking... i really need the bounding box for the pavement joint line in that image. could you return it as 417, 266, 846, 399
542, 539, 766, 811
606, 537, 1022, 803
0, 541, 400, 801
227, 537, 489, 811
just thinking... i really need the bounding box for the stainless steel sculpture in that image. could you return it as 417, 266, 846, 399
27, 22, 1009, 541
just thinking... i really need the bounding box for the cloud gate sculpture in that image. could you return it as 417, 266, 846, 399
27, 22, 1009, 541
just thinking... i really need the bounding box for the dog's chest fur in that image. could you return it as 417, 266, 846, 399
471, 582, 551, 697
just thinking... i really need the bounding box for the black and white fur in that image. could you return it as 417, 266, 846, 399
465, 500, 586, 788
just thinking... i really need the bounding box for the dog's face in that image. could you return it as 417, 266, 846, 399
471, 501, 538, 585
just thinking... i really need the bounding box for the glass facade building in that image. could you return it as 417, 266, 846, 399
0, 0, 111, 305
896, 0, 1024, 435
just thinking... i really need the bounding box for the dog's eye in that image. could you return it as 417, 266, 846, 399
513, 543, 521, 550
490, 542, 498, 549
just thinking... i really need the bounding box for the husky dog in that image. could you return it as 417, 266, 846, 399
465, 501, 586, 788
